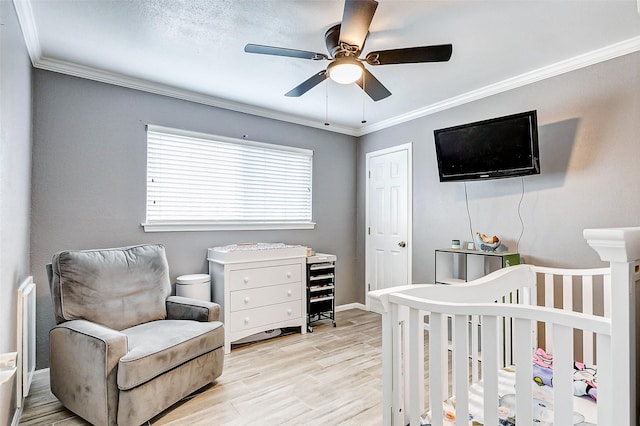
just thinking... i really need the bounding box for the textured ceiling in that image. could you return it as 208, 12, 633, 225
16, 0, 640, 135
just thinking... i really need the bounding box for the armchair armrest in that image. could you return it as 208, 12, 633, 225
49, 320, 127, 426
166, 296, 221, 322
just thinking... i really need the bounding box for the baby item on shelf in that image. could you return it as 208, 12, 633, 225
474, 231, 501, 252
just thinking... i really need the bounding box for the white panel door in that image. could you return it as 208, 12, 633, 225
366, 145, 411, 294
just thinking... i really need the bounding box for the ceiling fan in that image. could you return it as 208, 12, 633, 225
244, 0, 453, 102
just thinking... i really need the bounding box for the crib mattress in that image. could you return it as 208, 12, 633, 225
425, 366, 597, 425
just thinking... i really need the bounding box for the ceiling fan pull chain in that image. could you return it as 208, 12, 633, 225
361, 75, 367, 124
324, 82, 330, 126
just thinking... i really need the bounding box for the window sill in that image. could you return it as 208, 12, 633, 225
142, 221, 316, 232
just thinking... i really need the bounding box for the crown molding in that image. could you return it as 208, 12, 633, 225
33, 55, 359, 136
13, 0, 640, 138
356, 35, 640, 136
12, 0, 41, 64
11, 0, 358, 136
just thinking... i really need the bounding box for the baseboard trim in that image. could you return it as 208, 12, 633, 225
32, 368, 49, 378
13, 368, 49, 425
11, 403, 23, 426
335, 302, 366, 312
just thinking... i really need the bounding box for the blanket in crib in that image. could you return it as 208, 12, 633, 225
532, 348, 597, 401
424, 364, 597, 425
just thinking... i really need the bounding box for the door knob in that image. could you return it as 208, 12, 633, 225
398, 241, 407, 248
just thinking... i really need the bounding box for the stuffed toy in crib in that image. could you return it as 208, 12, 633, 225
532, 348, 598, 401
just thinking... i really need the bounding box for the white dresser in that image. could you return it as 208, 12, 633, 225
208, 243, 307, 354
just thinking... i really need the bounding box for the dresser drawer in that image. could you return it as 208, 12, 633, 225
229, 264, 302, 291
230, 282, 301, 312
229, 301, 301, 333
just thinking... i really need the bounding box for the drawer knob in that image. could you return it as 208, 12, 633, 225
286, 272, 292, 278
244, 317, 250, 324
287, 290, 292, 297
287, 309, 292, 315
243, 277, 249, 284
244, 297, 250, 304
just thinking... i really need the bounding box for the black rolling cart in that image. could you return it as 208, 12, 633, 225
306, 253, 337, 332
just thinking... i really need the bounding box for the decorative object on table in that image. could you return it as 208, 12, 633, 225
474, 231, 501, 252
495, 242, 509, 252
466, 242, 475, 250
451, 239, 461, 249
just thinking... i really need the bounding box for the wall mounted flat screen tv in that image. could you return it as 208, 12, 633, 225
434, 110, 539, 182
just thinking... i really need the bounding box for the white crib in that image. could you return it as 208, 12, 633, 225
368, 227, 640, 425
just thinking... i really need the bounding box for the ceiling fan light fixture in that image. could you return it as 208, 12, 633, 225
245, 0, 451, 101
328, 57, 363, 84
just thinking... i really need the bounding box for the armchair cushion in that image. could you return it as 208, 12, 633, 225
50, 244, 171, 330
117, 319, 224, 391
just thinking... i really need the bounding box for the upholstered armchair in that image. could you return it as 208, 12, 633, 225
46, 244, 224, 426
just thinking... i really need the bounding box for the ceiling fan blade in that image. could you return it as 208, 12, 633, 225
356, 69, 391, 101
245, 44, 328, 61
285, 71, 328, 97
339, 0, 378, 52
365, 44, 453, 65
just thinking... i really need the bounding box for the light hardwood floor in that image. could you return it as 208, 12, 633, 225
19, 309, 386, 426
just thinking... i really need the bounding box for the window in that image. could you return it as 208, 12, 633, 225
143, 125, 314, 232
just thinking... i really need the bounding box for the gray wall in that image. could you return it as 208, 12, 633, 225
31, 70, 357, 368
0, 0, 33, 421
29, 41, 640, 369
357, 51, 640, 295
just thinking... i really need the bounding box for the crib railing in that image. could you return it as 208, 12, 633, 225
532, 266, 610, 366
371, 227, 639, 426
390, 283, 612, 425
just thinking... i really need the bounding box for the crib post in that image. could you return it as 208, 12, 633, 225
409, 307, 425, 425
584, 227, 640, 426
368, 285, 430, 426
380, 309, 394, 425
390, 302, 405, 426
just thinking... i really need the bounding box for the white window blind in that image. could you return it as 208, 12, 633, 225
144, 125, 314, 232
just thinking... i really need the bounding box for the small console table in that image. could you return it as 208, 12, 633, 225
435, 248, 520, 285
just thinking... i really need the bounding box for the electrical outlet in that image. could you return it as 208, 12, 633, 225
0, 352, 17, 370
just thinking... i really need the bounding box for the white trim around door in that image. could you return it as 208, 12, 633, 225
365, 143, 413, 309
